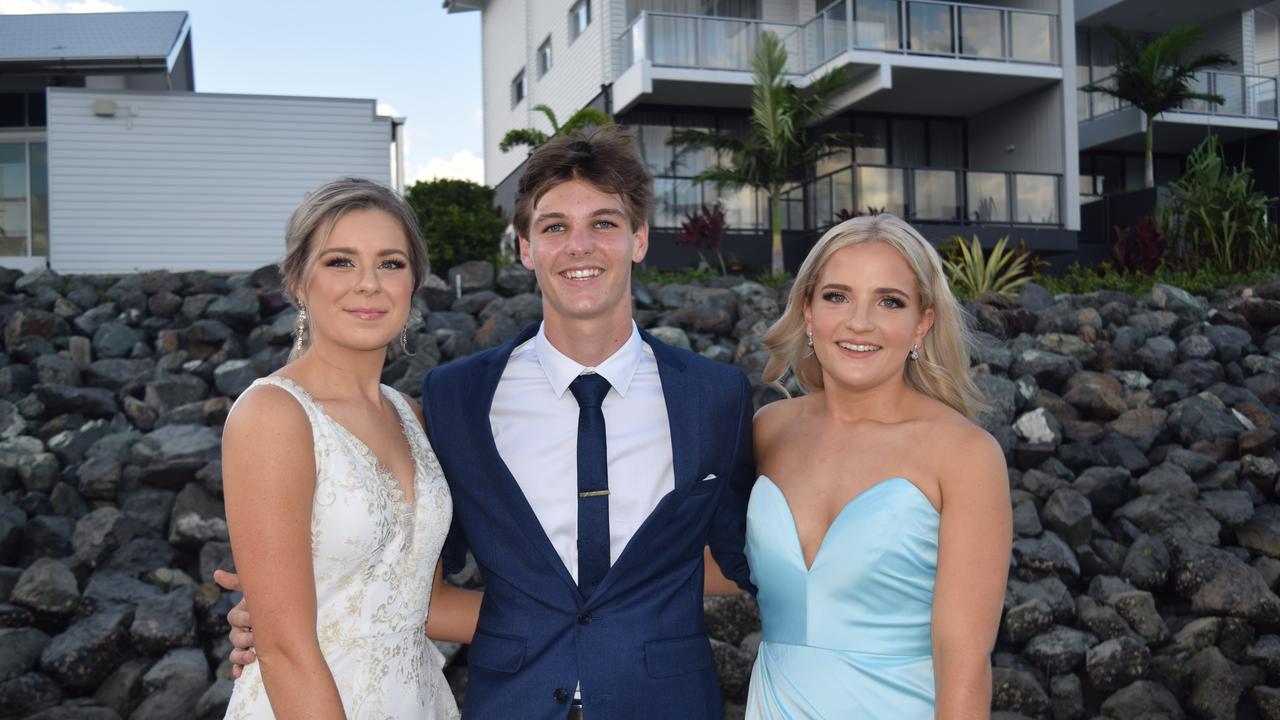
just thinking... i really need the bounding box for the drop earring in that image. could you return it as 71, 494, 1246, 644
293, 304, 308, 354
806, 331, 814, 348
908, 344, 920, 361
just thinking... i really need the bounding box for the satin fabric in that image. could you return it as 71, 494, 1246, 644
745, 476, 940, 719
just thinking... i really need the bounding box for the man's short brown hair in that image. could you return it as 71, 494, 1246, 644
512, 126, 653, 239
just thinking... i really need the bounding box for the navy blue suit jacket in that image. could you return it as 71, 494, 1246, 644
420, 323, 755, 720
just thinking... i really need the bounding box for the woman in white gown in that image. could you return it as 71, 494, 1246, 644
220, 178, 477, 719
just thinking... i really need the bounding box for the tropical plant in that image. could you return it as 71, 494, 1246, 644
1081, 24, 1234, 188
404, 178, 507, 275
667, 31, 854, 274
676, 204, 730, 275
1112, 214, 1168, 274
942, 235, 1034, 299
498, 104, 613, 154
1160, 134, 1278, 272
834, 206, 887, 223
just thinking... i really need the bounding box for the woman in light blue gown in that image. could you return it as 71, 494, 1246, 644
745, 214, 1012, 718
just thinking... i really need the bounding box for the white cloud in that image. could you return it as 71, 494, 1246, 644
0, 0, 123, 12
376, 102, 400, 118
412, 149, 484, 185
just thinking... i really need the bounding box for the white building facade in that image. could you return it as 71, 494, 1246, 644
452, 0, 1081, 268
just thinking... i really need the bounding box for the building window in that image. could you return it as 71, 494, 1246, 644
0, 142, 49, 257
569, 0, 590, 43
511, 69, 526, 107
538, 37, 553, 78
0, 93, 47, 129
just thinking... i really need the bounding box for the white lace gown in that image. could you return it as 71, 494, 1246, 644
224, 376, 459, 719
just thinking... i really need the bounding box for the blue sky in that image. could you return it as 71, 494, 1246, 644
1, 0, 485, 184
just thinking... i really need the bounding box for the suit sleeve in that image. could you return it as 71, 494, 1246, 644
708, 371, 757, 595
421, 368, 470, 578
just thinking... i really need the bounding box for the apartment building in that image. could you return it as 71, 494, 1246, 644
1076, 0, 1280, 228
451, 0, 1079, 269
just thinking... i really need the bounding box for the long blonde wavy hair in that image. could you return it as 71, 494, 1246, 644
761, 214, 986, 421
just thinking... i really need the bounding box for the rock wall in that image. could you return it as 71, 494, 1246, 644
0, 261, 1278, 719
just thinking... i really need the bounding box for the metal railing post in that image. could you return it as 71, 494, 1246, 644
847, 0, 855, 55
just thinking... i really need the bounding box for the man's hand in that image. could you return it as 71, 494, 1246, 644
213, 570, 257, 677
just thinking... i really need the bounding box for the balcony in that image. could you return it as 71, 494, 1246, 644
799, 0, 1058, 74
1079, 71, 1279, 122
619, 12, 802, 74
1078, 70, 1280, 154
617, 1, 1058, 79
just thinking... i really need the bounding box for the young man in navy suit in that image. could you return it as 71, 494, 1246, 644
223, 127, 756, 719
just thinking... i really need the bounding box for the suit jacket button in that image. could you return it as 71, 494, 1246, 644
577, 612, 592, 625
553, 688, 569, 704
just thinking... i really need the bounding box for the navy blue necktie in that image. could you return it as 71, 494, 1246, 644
570, 372, 612, 597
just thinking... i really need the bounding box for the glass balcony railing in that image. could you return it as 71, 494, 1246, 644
620, 12, 803, 73
810, 165, 1061, 227
1079, 71, 1279, 121
798, 0, 1057, 73
617, 1, 1059, 76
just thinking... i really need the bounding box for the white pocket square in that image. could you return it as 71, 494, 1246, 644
700, 474, 717, 482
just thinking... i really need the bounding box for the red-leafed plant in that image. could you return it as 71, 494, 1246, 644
1112, 214, 1167, 273
677, 204, 729, 275
834, 206, 887, 223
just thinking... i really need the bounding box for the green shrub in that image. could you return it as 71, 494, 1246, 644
755, 271, 794, 290
634, 267, 719, 286
404, 178, 507, 276
1039, 261, 1280, 297
1161, 135, 1278, 272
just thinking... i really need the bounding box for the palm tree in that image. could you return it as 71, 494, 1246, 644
1082, 24, 1234, 188
499, 103, 612, 154
668, 31, 853, 274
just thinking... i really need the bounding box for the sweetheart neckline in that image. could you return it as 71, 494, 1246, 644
756, 475, 938, 573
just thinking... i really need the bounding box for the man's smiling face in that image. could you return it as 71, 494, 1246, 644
520, 177, 649, 329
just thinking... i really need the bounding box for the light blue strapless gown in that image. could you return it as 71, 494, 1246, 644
745, 476, 940, 719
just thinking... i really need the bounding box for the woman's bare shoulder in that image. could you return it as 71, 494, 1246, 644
223, 380, 311, 442
753, 394, 810, 454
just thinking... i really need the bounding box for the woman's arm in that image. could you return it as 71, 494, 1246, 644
931, 427, 1012, 720
223, 386, 345, 719
703, 546, 745, 596
425, 560, 481, 643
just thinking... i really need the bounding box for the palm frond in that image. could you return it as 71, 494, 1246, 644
532, 104, 560, 133
498, 128, 550, 154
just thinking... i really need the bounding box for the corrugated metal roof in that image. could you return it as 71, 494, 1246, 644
0, 11, 188, 63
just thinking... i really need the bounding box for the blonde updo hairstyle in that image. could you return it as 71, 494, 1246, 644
761, 214, 986, 421
281, 177, 429, 360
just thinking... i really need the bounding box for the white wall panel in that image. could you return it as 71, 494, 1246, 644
47, 87, 390, 273
969, 84, 1065, 174
482, 0, 531, 186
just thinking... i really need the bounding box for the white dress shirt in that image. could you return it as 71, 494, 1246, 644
489, 321, 674, 583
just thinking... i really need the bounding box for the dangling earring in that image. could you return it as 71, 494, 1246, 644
293, 305, 308, 354
399, 323, 413, 355
908, 344, 920, 361
806, 331, 814, 348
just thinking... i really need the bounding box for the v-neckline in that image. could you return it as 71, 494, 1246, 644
273, 376, 420, 505
759, 475, 935, 572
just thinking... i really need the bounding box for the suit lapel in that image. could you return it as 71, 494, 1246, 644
469, 324, 580, 596
644, 330, 700, 490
